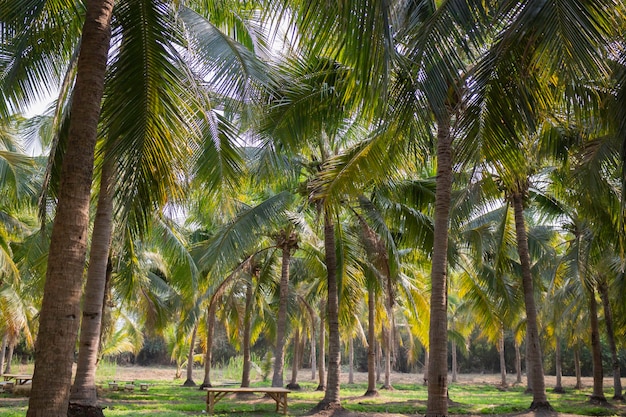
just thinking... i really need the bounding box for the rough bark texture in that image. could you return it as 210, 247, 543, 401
512, 191, 551, 411
0, 334, 7, 375
26, 1, 114, 415
316, 213, 341, 409
365, 287, 378, 397
183, 325, 198, 387
599, 280, 623, 400
287, 328, 301, 390
588, 285, 607, 403
70, 161, 114, 407
427, 116, 453, 417
3, 343, 13, 374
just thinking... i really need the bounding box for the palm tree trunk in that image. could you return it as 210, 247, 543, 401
588, 285, 606, 403
348, 337, 354, 384
512, 191, 550, 410
499, 332, 507, 387
241, 279, 253, 388
365, 287, 377, 396
317, 301, 326, 391
272, 231, 296, 387
311, 322, 317, 381
376, 341, 382, 383
598, 280, 623, 400
201, 303, 217, 389
4, 342, 13, 374
26, 2, 114, 416
70, 160, 114, 408
423, 349, 429, 386
451, 340, 458, 383
0, 334, 6, 376
183, 325, 198, 387
554, 335, 564, 393
427, 114, 453, 417
515, 341, 522, 384
574, 345, 582, 389
319, 212, 341, 408
382, 326, 392, 389
287, 328, 301, 389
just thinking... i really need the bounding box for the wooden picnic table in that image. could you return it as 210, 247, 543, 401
205, 387, 291, 415
2, 374, 33, 385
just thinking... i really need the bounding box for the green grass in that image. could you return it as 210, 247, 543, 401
2, 376, 626, 416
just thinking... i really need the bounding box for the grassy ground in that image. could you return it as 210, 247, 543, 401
1, 364, 625, 417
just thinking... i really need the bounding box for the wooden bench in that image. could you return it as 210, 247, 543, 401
205, 387, 291, 415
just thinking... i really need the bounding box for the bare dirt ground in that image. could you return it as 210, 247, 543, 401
108, 367, 625, 417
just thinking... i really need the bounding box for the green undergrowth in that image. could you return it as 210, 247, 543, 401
1, 379, 625, 416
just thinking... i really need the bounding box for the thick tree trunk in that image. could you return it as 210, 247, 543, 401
554, 335, 564, 393
183, 325, 198, 387
588, 285, 606, 403
201, 303, 217, 389
451, 340, 458, 383
26, 2, 114, 416
574, 346, 582, 389
365, 287, 378, 396
317, 301, 326, 391
317, 213, 341, 409
599, 280, 623, 400
515, 341, 522, 384
427, 115, 453, 417
70, 160, 114, 407
241, 279, 254, 388
499, 333, 507, 387
512, 191, 551, 410
272, 232, 296, 387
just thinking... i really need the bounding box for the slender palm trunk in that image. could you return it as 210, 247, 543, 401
318, 212, 341, 408
241, 279, 253, 388
423, 349, 429, 386
588, 285, 606, 403
515, 341, 522, 384
382, 326, 392, 389
599, 280, 623, 400
201, 303, 217, 389
348, 337, 354, 384
70, 161, 114, 407
317, 301, 326, 391
365, 287, 378, 396
287, 328, 301, 389
451, 340, 458, 383
27, 2, 114, 415
183, 325, 198, 387
311, 321, 317, 381
554, 335, 564, 393
512, 191, 550, 410
4, 343, 13, 374
376, 342, 382, 383
427, 115, 453, 417
499, 332, 507, 387
574, 346, 582, 389
272, 233, 294, 387
0, 334, 6, 375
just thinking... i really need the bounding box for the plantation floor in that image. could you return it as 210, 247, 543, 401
1, 366, 625, 416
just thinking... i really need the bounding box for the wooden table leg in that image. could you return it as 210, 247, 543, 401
207, 392, 215, 414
